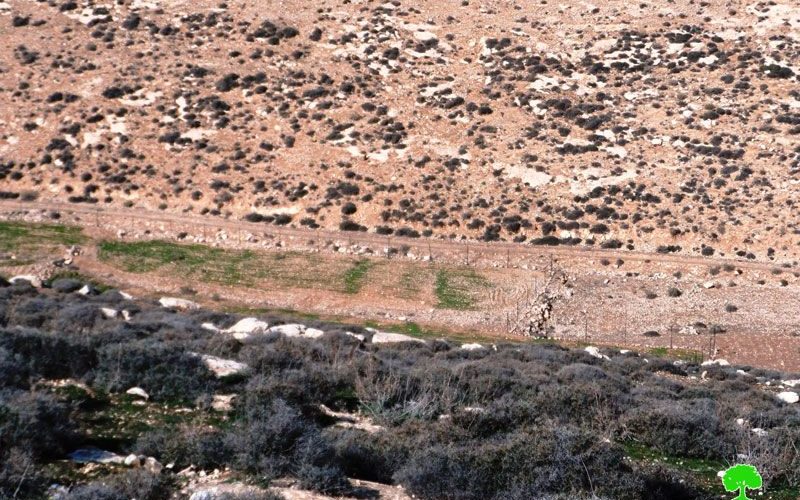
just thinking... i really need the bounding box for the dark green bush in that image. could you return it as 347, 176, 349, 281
93, 340, 214, 401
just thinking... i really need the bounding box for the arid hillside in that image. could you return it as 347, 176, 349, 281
1, 0, 799, 260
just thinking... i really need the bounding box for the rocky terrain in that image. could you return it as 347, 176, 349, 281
3, 208, 800, 372
2, 2, 800, 497
1, 0, 799, 261
0, 277, 799, 498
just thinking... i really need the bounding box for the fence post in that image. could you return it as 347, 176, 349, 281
669, 324, 674, 351
622, 313, 627, 345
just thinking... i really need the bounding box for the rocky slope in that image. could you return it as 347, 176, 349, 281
1, 0, 799, 261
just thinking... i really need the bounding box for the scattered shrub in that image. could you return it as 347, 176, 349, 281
667, 287, 682, 298
94, 341, 215, 401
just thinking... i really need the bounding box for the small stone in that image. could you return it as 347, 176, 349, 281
211, 394, 236, 412
143, 456, 163, 474
100, 307, 118, 319
126, 387, 149, 400
77, 284, 98, 295
345, 331, 366, 341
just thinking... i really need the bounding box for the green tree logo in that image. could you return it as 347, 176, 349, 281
721, 464, 762, 500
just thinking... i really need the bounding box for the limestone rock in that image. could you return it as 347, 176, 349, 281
159, 297, 200, 310
372, 331, 425, 344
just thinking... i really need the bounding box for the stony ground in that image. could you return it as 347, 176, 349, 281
1, 0, 799, 262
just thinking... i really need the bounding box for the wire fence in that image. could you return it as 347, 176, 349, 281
67, 205, 562, 271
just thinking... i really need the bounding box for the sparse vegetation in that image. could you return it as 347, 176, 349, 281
434, 268, 490, 309
0, 283, 798, 498
0, 280, 800, 499
3, 0, 800, 496
343, 260, 373, 294
98, 240, 363, 293
0, 221, 84, 267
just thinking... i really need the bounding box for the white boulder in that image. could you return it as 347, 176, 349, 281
265, 324, 328, 339
143, 456, 163, 474
268, 324, 306, 337
223, 317, 269, 339
100, 307, 118, 319
159, 297, 200, 310
211, 394, 236, 412
196, 354, 249, 378
461, 343, 485, 351
777, 391, 799, 404
701, 359, 730, 367
371, 331, 425, 344
304, 327, 325, 339
584, 346, 609, 360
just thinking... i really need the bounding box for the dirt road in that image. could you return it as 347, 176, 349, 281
0, 200, 792, 273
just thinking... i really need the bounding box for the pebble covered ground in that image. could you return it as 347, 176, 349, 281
1, 0, 799, 262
